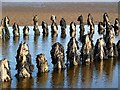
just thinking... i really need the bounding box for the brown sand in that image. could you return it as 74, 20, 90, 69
2, 2, 118, 26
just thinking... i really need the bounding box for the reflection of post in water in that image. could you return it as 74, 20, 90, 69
66, 66, 80, 88
42, 34, 48, 41
103, 58, 116, 82
2, 38, 10, 54
1, 81, 11, 89
34, 35, 39, 44
13, 36, 20, 43
16, 78, 34, 89
81, 63, 94, 88
36, 73, 48, 88
51, 33, 58, 43
0, 39, 2, 58
34, 36, 39, 52
23, 35, 29, 41
51, 69, 64, 88
94, 60, 104, 78
61, 33, 66, 39
5, 36, 10, 41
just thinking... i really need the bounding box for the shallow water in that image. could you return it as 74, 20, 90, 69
0, 25, 119, 88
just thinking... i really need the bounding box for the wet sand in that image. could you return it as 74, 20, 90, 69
2, 2, 118, 26
2, 2, 118, 25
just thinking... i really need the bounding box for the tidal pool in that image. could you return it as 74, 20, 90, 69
0, 25, 119, 88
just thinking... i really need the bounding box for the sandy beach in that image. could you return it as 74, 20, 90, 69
2, 2, 118, 26
1, 2, 120, 89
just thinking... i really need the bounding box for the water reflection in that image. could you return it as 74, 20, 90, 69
1, 81, 11, 89
95, 58, 118, 87
103, 58, 116, 82
0, 39, 2, 58
23, 36, 29, 41
51, 70, 64, 88
94, 60, 104, 78
118, 56, 120, 89
81, 63, 94, 88
34, 36, 39, 44
94, 58, 117, 86
51, 33, 58, 43
13, 36, 20, 43
42, 34, 48, 42
66, 66, 80, 88
2, 38, 10, 57
16, 78, 34, 88
36, 73, 48, 88
33, 36, 39, 54
61, 33, 66, 39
